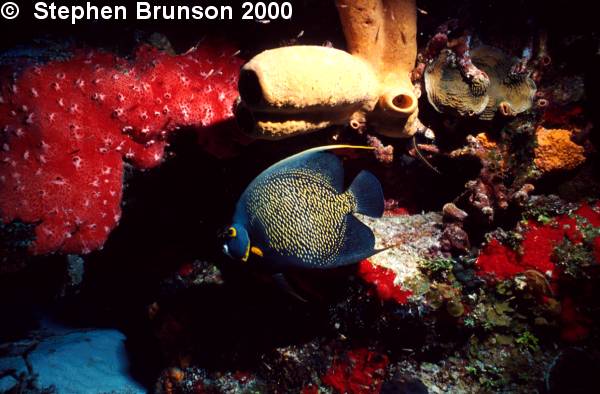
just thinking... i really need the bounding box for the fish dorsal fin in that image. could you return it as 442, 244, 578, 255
270, 145, 374, 169
331, 215, 378, 267
262, 145, 374, 193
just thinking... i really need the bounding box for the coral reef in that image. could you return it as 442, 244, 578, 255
416, 20, 490, 95
424, 49, 489, 117
359, 210, 443, 298
449, 132, 521, 224
358, 260, 412, 304
336, 0, 421, 138
2, 1, 600, 393
472, 197, 600, 348
0, 42, 242, 255
155, 367, 266, 394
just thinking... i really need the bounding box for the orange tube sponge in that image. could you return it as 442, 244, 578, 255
336, 0, 419, 137
534, 127, 585, 173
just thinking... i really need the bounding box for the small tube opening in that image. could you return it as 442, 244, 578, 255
540, 55, 551, 67
392, 94, 414, 110
498, 102, 515, 117
349, 119, 361, 129
379, 89, 418, 116
536, 98, 549, 108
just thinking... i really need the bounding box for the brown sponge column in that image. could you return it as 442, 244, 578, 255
336, 0, 419, 135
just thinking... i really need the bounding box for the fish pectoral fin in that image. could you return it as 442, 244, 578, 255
250, 246, 264, 257
272, 273, 308, 302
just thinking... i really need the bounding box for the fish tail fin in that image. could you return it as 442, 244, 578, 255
348, 170, 384, 218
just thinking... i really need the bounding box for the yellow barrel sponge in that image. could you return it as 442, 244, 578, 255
240, 46, 378, 110
237, 46, 379, 139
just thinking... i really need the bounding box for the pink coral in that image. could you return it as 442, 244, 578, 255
0, 42, 242, 255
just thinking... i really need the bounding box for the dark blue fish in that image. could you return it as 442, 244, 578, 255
223, 145, 384, 271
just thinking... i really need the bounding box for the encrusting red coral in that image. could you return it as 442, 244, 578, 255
383, 199, 412, 216
300, 385, 320, 394
476, 203, 600, 280
477, 203, 600, 343
475, 239, 522, 280
358, 259, 412, 304
593, 237, 600, 263
559, 296, 592, 342
0, 42, 243, 255
322, 348, 389, 394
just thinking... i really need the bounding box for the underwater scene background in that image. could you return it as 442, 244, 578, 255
0, 0, 599, 392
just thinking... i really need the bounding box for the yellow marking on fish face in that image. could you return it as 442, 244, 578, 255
228, 227, 237, 238
251, 246, 263, 257
241, 242, 251, 262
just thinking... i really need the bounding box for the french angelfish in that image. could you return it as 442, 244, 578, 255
223, 145, 385, 275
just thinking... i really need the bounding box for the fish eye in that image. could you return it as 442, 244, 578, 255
227, 227, 237, 238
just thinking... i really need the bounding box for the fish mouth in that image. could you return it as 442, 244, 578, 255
222, 244, 232, 259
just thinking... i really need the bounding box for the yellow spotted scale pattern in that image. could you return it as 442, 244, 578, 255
245, 167, 356, 267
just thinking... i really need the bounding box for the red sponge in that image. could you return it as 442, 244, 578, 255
0, 42, 243, 255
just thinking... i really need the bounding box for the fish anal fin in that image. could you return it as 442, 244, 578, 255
272, 273, 308, 302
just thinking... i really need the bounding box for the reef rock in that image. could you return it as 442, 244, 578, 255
0, 328, 145, 393
359, 211, 444, 302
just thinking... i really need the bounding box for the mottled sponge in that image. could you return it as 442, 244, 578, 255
0, 43, 242, 255
425, 46, 536, 120
534, 127, 585, 173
